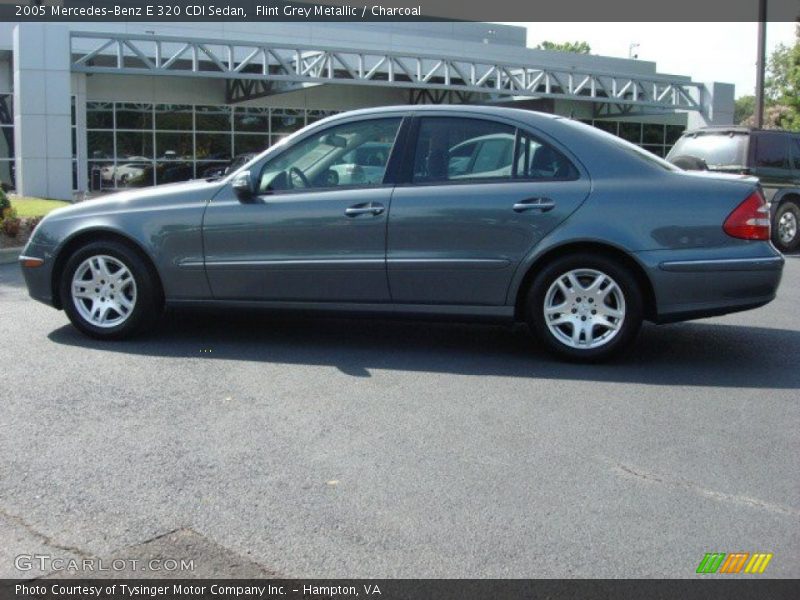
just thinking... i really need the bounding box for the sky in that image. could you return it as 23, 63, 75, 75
499, 22, 798, 98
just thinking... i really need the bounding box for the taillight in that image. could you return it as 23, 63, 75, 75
723, 191, 771, 241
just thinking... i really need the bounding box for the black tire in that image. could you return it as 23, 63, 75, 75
59, 240, 161, 339
526, 253, 643, 362
772, 201, 800, 254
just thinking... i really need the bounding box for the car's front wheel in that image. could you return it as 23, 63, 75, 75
772, 200, 800, 253
526, 254, 643, 361
59, 240, 161, 339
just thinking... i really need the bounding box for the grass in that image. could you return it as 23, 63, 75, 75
9, 196, 70, 218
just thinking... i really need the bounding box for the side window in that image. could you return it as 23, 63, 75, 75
258, 117, 401, 193
515, 131, 578, 180
792, 137, 800, 171
754, 133, 790, 169
412, 117, 516, 183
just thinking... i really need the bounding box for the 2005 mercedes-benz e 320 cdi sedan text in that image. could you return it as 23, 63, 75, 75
19, 106, 784, 361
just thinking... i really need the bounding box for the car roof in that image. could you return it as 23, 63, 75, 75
330, 104, 564, 125
681, 126, 797, 136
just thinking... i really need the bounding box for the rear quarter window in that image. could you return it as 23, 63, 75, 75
753, 133, 790, 169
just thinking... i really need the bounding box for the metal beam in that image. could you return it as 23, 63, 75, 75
69, 31, 704, 112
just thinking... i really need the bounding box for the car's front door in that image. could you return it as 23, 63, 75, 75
387, 115, 591, 306
202, 116, 404, 302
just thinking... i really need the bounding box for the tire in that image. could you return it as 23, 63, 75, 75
59, 240, 161, 340
772, 201, 800, 253
526, 253, 643, 362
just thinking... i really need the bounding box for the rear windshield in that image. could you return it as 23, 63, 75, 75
667, 132, 748, 168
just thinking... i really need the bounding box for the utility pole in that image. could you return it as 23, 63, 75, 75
755, 0, 767, 128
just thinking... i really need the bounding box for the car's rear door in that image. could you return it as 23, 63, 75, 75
386, 114, 591, 306
202, 114, 405, 302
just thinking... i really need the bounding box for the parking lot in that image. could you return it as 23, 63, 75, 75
1, 257, 798, 578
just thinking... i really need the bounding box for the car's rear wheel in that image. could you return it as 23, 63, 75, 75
59, 240, 161, 339
526, 254, 643, 361
773, 201, 800, 253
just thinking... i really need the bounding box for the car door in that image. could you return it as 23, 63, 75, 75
387, 114, 590, 306
202, 115, 404, 302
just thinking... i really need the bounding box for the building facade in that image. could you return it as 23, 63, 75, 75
0, 21, 735, 200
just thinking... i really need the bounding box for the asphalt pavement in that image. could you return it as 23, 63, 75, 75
1, 258, 798, 578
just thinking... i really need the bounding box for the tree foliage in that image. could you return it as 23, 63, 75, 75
739, 25, 800, 129
536, 41, 591, 54
735, 95, 756, 124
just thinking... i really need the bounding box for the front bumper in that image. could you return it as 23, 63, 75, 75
635, 249, 784, 324
19, 240, 58, 308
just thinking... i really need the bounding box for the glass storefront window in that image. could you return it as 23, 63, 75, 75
643, 123, 665, 145
271, 109, 303, 134
156, 132, 193, 160
594, 120, 617, 135
195, 133, 231, 160
234, 134, 271, 155
666, 125, 685, 145
82, 104, 339, 190
87, 130, 113, 159
155, 161, 194, 185
1, 94, 14, 126
619, 122, 642, 144
196, 105, 231, 131
87, 102, 114, 129
234, 107, 269, 133
155, 104, 193, 130
0, 127, 13, 160
116, 130, 154, 160
116, 103, 153, 129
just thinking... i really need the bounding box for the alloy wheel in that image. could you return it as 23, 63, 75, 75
778, 210, 797, 245
543, 268, 626, 350
71, 255, 138, 328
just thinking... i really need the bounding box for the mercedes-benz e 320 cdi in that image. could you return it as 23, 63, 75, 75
20, 106, 784, 360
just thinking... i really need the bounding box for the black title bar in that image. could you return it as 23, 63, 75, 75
1, 0, 799, 22
3, 579, 800, 600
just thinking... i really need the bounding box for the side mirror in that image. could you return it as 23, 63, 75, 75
231, 170, 255, 199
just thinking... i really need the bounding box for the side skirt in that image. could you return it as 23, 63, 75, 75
165, 298, 516, 323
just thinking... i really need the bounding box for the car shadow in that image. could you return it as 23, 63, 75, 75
47, 309, 800, 390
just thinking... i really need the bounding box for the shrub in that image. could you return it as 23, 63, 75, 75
25, 215, 43, 233
1, 216, 21, 238
0, 188, 9, 218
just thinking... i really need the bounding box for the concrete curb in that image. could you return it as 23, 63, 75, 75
0, 247, 22, 265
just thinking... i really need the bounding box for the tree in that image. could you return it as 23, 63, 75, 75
536, 41, 591, 54
749, 24, 800, 130
734, 95, 756, 125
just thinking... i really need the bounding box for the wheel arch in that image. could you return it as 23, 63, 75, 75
772, 189, 800, 208
50, 228, 165, 310
512, 241, 657, 322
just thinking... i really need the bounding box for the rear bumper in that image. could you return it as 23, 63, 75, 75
636, 250, 784, 323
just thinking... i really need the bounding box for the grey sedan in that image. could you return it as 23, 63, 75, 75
19, 106, 784, 360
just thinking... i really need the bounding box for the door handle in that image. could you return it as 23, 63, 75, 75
345, 202, 385, 217
513, 197, 556, 213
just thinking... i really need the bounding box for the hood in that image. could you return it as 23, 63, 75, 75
45, 178, 224, 221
